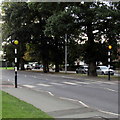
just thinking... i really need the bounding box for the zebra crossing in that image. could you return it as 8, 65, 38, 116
23, 80, 117, 89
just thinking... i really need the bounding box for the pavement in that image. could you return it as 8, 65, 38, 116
1, 80, 119, 120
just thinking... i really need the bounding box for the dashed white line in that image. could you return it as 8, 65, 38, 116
37, 83, 51, 87
48, 91, 54, 96
78, 100, 89, 108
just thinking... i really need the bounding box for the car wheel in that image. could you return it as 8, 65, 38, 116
76, 71, 78, 74
101, 71, 104, 75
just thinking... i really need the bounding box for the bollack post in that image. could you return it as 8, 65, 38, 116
15, 48, 17, 88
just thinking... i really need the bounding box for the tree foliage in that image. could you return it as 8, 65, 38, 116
2, 2, 119, 75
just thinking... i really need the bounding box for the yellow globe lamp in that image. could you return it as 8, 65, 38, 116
108, 45, 112, 50
14, 40, 19, 45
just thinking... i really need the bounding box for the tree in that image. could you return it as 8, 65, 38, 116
45, 2, 119, 76
2, 2, 32, 70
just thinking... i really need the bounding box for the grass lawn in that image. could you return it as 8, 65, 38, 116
2, 91, 53, 119
0, 67, 14, 70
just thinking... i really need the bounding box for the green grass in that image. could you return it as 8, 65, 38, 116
2, 91, 53, 119
0, 67, 14, 70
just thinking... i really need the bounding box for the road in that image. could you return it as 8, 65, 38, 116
2, 69, 119, 116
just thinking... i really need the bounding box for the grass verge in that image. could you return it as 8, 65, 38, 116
0, 67, 14, 70
2, 91, 53, 119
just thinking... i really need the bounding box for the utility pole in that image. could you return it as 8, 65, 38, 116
65, 34, 67, 73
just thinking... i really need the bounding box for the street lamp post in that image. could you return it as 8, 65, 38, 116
14, 40, 19, 88
108, 45, 112, 80
65, 34, 67, 73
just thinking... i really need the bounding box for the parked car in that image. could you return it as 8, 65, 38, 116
76, 66, 88, 74
97, 66, 114, 75
24, 64, 32, 70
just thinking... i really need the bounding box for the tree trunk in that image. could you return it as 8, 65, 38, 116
88, 61, 97, 76
86, 23, 97, 76
43, 62, 47, 73
42, 59, 49, 73
54, 37, 60, 72
20, 57, 25, 70
55, 62, 59, 72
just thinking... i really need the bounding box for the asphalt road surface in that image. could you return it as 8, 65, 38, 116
1, 69, 119, 116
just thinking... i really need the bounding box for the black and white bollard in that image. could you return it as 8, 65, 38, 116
14, 40, 19, 88
108, 45, 112, 81
15, 48, 17, 88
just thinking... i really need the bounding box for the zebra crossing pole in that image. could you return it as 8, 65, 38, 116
14, 40, 19, 88
108, 45, 112, 81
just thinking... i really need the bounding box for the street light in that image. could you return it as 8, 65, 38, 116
13, 40, 19, 88
65, 34, 67, 73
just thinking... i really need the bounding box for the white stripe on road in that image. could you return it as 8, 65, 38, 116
75, 81, 90, 85
23, 85, 35, 88
63, 82, 77, 85
59, 97, 89, 108
104, 88, 118, 92
48, 91, 54, 96
59, 97, 78, 102
78, 100, 89, 108
37, 83, 51, 87
98, 110, 119, 116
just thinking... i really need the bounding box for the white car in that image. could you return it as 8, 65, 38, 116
97, 66, 114, 75
76, 66, 88, 74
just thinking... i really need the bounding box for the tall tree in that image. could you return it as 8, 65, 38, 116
45, 2, 119, 76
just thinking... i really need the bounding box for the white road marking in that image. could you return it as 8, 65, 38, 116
48, 91, 54, 96
98, 110, 119, 116
23, 85, 35, 88
91, 81, 103, 84
37, 83, 51, 87
78, 100, 89, 108
104, 88, 118, 92
102, 82, 116, 85
50, 82, 63, 86
59, 97, 78, 102
75, 81, 90, 85
63, 82, 77, 85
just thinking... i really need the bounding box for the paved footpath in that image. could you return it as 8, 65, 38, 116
2, 80, 119, 120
